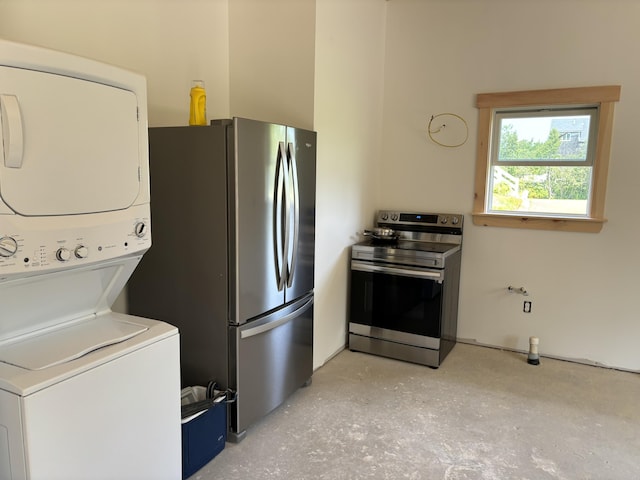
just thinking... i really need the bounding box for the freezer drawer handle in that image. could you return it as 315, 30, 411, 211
240, 296, 314, 339
0, 95, 24, 169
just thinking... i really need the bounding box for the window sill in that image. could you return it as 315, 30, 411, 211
472, 213, 606, 233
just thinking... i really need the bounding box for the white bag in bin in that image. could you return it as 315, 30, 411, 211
180, 386, 225, 424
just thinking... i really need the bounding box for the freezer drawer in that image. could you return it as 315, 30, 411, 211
228, 293, 313, 440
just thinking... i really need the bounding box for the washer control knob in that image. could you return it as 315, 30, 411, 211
75, 245, 89, 259
134, 222, 147, 238
0, 236, 18, 257
56, 248, 71, 262
451, 216, 460, 225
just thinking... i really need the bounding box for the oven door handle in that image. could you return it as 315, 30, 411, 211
352, 260, 444, 282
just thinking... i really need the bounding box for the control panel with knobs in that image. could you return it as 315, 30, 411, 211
56, 247, 72, 262
134, 222, 147, 238
75, 245, 89, 259
0, 236, 18, 257
440, 215, 460, 225
379, 212, 399, 221
376, 211, 463, 230
0, 207, 151, 277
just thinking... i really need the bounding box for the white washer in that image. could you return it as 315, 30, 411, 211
0, 312, 180, 480
0, 40, 181, 479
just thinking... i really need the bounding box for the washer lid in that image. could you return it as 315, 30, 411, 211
0, 65, 140, 216
0, 316, 147, 371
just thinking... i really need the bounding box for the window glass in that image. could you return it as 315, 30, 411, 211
488, 108, 597, 216
489, 165, 592, 215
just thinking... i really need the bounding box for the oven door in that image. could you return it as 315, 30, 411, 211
349, 260, 444, 342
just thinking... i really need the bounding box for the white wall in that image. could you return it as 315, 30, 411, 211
0, 0, 230, 126
228, 0, 316, 129
381, 0, 640, 370
313, 0, 387, 367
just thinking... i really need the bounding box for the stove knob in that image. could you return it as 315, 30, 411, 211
134, 222, 147, 238
391, 213, 399, 221
56, 247, 71, 262
451, 216, 460, 225
440, 217, 448, 224
75, 245, 89, 259
380, 212, 388, 221
0, 236, 18, 257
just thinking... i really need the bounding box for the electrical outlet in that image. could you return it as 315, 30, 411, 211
523, 301, 532, 313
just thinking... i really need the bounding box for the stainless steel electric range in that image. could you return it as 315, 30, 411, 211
349, 210, 463, 368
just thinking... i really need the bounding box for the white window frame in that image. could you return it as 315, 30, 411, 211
472, 86, 621, 233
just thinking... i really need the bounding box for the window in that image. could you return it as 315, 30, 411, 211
473, 86, 621, 233
489, 107, 597, 216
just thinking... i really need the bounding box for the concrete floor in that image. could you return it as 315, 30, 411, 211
193, 343, 640, 480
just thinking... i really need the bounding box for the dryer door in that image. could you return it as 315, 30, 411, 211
0, 66, 140, 216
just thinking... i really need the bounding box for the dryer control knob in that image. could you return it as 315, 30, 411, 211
56, 248, 71, 262
0, 236, 18, 257
134, 222, 147, 238
75, 245, 89, 259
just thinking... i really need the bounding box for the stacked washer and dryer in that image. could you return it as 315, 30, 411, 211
0, 40, 181, 479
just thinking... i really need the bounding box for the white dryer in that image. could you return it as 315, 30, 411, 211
0, 40, 181, 479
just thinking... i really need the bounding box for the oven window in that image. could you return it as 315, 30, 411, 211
350, 270, 442, 338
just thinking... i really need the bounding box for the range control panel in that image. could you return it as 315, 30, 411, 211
0, 208, 150, 278
377, 210, 463, 229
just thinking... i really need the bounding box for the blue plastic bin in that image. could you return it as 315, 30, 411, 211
181, 387, 227, 479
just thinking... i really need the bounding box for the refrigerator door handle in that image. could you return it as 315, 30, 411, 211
286, 142, 300, 288
281, 141, 292, 289
274, 142, 287, 291
240, 294, 314, 339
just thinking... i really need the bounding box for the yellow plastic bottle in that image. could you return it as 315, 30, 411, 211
189, 80, 207, 126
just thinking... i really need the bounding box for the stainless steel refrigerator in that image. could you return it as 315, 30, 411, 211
127, 117, 316, 441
